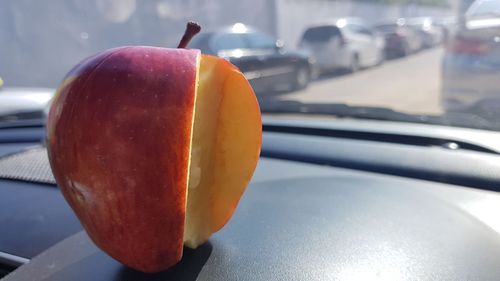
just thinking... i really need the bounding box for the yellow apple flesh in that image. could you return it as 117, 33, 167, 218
184, 55, 262, 248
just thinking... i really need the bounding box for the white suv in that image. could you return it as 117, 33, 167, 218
299, 18, 385, 74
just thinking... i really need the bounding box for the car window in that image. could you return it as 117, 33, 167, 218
467, 0, 500, 17
345, 24, 373, 35
301, 26, 341, 43
375, 24, 398, 32
212, 33, 247, 51
243, 32, 276, 49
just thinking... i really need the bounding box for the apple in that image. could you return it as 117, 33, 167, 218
46, 22, 261, 273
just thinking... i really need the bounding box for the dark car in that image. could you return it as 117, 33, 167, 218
189, 23, 312, 93
442, 0, 500, 113
375, 21, 423, 58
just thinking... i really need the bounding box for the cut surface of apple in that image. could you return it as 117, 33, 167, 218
184, 54, 262, 248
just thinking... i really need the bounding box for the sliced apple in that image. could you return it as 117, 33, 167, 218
47, 24, 261, 274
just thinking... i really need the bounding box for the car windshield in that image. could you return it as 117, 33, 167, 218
210, 32, 276, 51
212, 33, 247, 50
2, 0, 500, 131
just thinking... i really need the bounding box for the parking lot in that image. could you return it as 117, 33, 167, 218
260, 47, 444, 116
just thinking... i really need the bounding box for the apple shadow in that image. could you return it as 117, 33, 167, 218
114, 242, 213, 281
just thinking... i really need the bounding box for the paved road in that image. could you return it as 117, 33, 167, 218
262, 47, 444, 115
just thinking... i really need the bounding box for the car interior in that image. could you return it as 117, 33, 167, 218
2, 0, 500, 280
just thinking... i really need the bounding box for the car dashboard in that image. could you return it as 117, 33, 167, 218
1, 116, 500, 280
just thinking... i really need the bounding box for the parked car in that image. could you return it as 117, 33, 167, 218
442, 0, 500, 113
0, 87, 54, 122
189, 23, 312, 93
375, 20, 423, 57
299, 18, 385, 74
406, 17, 444, 48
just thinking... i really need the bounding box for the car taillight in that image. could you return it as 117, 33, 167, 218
446, 36, 492, 55
387, 32, 404, 41
394, 31, 406, 38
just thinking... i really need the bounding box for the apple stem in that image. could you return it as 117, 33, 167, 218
177, 21, 201, 49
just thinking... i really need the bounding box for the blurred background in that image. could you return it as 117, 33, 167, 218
0, 0, 458, 87
6, 0, 500, 130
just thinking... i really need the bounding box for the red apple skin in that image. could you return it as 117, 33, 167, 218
46, 46, 199, 273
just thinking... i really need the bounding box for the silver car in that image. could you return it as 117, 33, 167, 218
299, 18, 385, 74
0, 87, 54, 122
442, 0, 500, 113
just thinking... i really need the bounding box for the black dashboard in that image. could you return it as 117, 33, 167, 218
2, 116, 500, 280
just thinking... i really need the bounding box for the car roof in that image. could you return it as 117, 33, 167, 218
189, 23, 276, 54
406, 17, 435, 25
209, 23, 260, 35
375, 22, 399, 27
305, 17, 367, 29
375, 18, 409, 27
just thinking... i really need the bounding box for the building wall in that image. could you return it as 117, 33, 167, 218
0, 0, 275, 88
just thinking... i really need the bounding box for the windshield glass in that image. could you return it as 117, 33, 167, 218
3, 0, 500, 131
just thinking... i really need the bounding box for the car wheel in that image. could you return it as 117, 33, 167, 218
292, 66, 310, 90
349, 54, 360, 73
